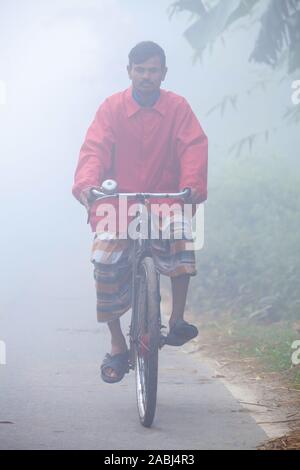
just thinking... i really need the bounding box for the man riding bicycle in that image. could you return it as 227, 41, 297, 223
72, 41, 208, 384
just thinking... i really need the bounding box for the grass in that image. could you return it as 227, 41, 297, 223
196, 315, 300, 388
190, 312, 300, 450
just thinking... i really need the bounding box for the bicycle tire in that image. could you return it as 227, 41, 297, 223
134, 256, 160, 428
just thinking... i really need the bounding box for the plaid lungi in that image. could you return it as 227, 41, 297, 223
90, 212, 197, 323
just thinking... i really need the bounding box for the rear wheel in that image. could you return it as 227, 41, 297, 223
134, 257, 160, 428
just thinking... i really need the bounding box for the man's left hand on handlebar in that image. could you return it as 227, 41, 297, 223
184, 188, 205, 204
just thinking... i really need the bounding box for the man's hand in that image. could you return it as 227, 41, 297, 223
79, 187, 98, 212
185, 188, 205, 204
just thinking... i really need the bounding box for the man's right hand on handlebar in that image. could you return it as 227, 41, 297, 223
79, 186, 100, 212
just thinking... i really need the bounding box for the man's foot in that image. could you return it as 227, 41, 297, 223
102, 336, 128, 381
104, 319, 129, 381
101, 351, 130, 384
164, 319, 198, 346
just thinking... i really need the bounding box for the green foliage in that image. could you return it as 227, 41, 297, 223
231, 321, 299, 373
206, 318, 300, 386
191, 155, 300, 321
226, 0, 260, 30
168, 0, 207, 17
250, 0, 300, 73
184, 0, 243, 60
170, 0, 300, 73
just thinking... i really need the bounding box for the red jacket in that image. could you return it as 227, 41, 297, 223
72, 87, 208, 232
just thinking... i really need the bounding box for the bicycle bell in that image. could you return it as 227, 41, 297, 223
101, 179, 118, 195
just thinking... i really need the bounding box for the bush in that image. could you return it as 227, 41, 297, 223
191, 155, 300, 321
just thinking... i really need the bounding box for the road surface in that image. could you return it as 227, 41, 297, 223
0, 293, 267, 450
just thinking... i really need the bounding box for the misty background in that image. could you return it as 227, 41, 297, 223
0, 0, 299, 340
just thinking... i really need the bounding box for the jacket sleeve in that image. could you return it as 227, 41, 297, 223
176, 100, 208, 203
72, 99, 115, 202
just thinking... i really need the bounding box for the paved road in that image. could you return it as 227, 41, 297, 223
0, 294, 267, 450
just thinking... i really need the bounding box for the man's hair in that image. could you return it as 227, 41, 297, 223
128, 41, 166, 69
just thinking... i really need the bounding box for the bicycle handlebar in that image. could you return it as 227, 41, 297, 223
86, 181, 192, 224
90, 187, 191, 202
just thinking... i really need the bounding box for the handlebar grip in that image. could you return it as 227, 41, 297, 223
182, 187, 192, 201
87, 188, 99, 204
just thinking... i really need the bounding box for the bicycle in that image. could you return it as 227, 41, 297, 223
91, 180, 191, 428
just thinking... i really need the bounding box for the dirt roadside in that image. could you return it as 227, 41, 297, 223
160, 284, 300, 450
184, 311, 300, 450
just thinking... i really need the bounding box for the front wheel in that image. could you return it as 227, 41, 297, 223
134, 257, 160, 428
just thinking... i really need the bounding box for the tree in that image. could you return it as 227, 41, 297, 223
169, 0, 300, 146
170, 0, 300, 73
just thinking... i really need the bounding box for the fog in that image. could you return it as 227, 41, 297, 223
0, 0, 299, 449
0, 0, 296, 306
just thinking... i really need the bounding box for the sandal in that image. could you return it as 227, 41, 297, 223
100, 351, 130, 384
164, 320, 198, 346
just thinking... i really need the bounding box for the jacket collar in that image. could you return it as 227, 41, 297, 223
124, 87, 167, 117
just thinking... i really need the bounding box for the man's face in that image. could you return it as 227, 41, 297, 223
127, 55, 168, 94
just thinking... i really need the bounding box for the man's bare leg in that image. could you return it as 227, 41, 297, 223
105, 274, 191, 377
169, 274, 191, 328
105, 319, 128, 379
